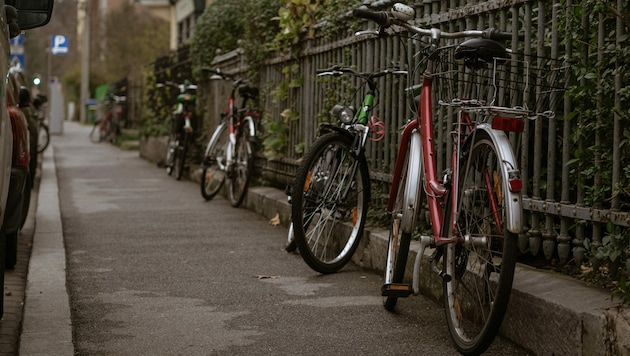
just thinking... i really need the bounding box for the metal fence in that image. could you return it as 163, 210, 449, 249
155, 0, 629, 269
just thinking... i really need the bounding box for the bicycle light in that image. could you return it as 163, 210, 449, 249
331, 105, 355, 124
392, 3, 415, 21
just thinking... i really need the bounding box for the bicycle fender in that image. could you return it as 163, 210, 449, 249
473, 124, 523, 234
205, 122, 227, 156
315, 123, 346, 136
243, 116, 256, 138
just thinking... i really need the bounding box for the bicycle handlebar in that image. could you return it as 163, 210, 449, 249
353, 5, 522, 42
197, 67, 249, 88
316, 65, 407, 79
157, 81, 197, 92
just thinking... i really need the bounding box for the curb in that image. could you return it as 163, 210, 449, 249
20, 146, 73, 355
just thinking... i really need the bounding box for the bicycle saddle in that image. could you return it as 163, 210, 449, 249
454, 39, 508, 68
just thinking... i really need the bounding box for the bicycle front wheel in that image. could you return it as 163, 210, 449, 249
443, 132, 519, 355
173, 133, 189, 180
227, 132, 252, 207
201, 123, 229, 201
37, 123, 50, 153
291, 132, 369, 274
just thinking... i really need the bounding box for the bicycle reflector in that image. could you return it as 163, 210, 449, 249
507, 169, 522, 192
331, 105, 355, 124
492, 116, 524, 132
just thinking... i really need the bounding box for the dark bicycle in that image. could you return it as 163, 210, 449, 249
159, 80, 197, 180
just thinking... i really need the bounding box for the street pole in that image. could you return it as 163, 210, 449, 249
79, 0, 90, 123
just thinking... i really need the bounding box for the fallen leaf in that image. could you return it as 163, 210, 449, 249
269, 213, 281, 226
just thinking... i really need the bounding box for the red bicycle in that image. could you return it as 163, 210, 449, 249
355, 4, 562, 354
198, 68, 259, 207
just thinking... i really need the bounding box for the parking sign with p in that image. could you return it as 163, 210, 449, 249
51, 35, 68, 55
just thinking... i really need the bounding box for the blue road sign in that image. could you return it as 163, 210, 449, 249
9, 34, 24, 46
9, 54, 25, 69
51, 35, 69, 55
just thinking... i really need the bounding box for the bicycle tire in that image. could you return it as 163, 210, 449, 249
37, 123, 50, 153
383, 131, 422, 310
173, 132, 188, 180
443, 132, 518, 355
291, 132, 370, 274
201, 123, 229, 200
227, 132, 252, 207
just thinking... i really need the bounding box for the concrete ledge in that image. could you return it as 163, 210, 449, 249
139, 135, 167, 164
245, 185, 629, 356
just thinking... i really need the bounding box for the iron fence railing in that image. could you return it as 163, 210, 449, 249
140, 0, 629, 270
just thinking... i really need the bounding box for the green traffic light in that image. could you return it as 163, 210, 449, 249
33, 77, 41, 86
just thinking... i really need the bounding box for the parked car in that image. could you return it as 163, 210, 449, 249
2, 69, 29, 270
0, 0, 54, 317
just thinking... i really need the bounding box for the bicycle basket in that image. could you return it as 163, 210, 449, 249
424, 44, 569, 118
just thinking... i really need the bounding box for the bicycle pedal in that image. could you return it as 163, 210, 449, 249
381, 283, 413, 298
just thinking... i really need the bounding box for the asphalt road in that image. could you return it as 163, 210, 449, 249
50, 122, 530, 355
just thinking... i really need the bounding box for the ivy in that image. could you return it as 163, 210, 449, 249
190, 0, 247, 69
139, 66, 170, 137
559, 0, 630, 209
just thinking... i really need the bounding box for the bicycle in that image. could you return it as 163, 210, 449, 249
355, 4, 563, 354
198, 68, 259, 207
158, 80, 197, 180
33, 93, 49, 153
89, 94, 126, 144
290, 65, 403, 273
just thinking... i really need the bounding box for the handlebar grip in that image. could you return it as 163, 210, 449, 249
352, 9, 389, 26
483, 28, 524, 41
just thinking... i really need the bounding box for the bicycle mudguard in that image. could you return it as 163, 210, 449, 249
317, 123, 350, 137
469, 124, 524, 234
204, 122, 227, 156
242, 116, 256, 138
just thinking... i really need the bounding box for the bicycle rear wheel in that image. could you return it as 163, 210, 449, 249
37, 123, 50, 153
443, 132, 518, 355
383, 131, 422, 310
173, 133, 188, 180
201, 123, 228, 200
291, 132, 369, 274
227, 132, 252, 207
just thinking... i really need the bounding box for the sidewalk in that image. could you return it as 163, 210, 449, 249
244, 186, 630, 355
6, 127, 630, 355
